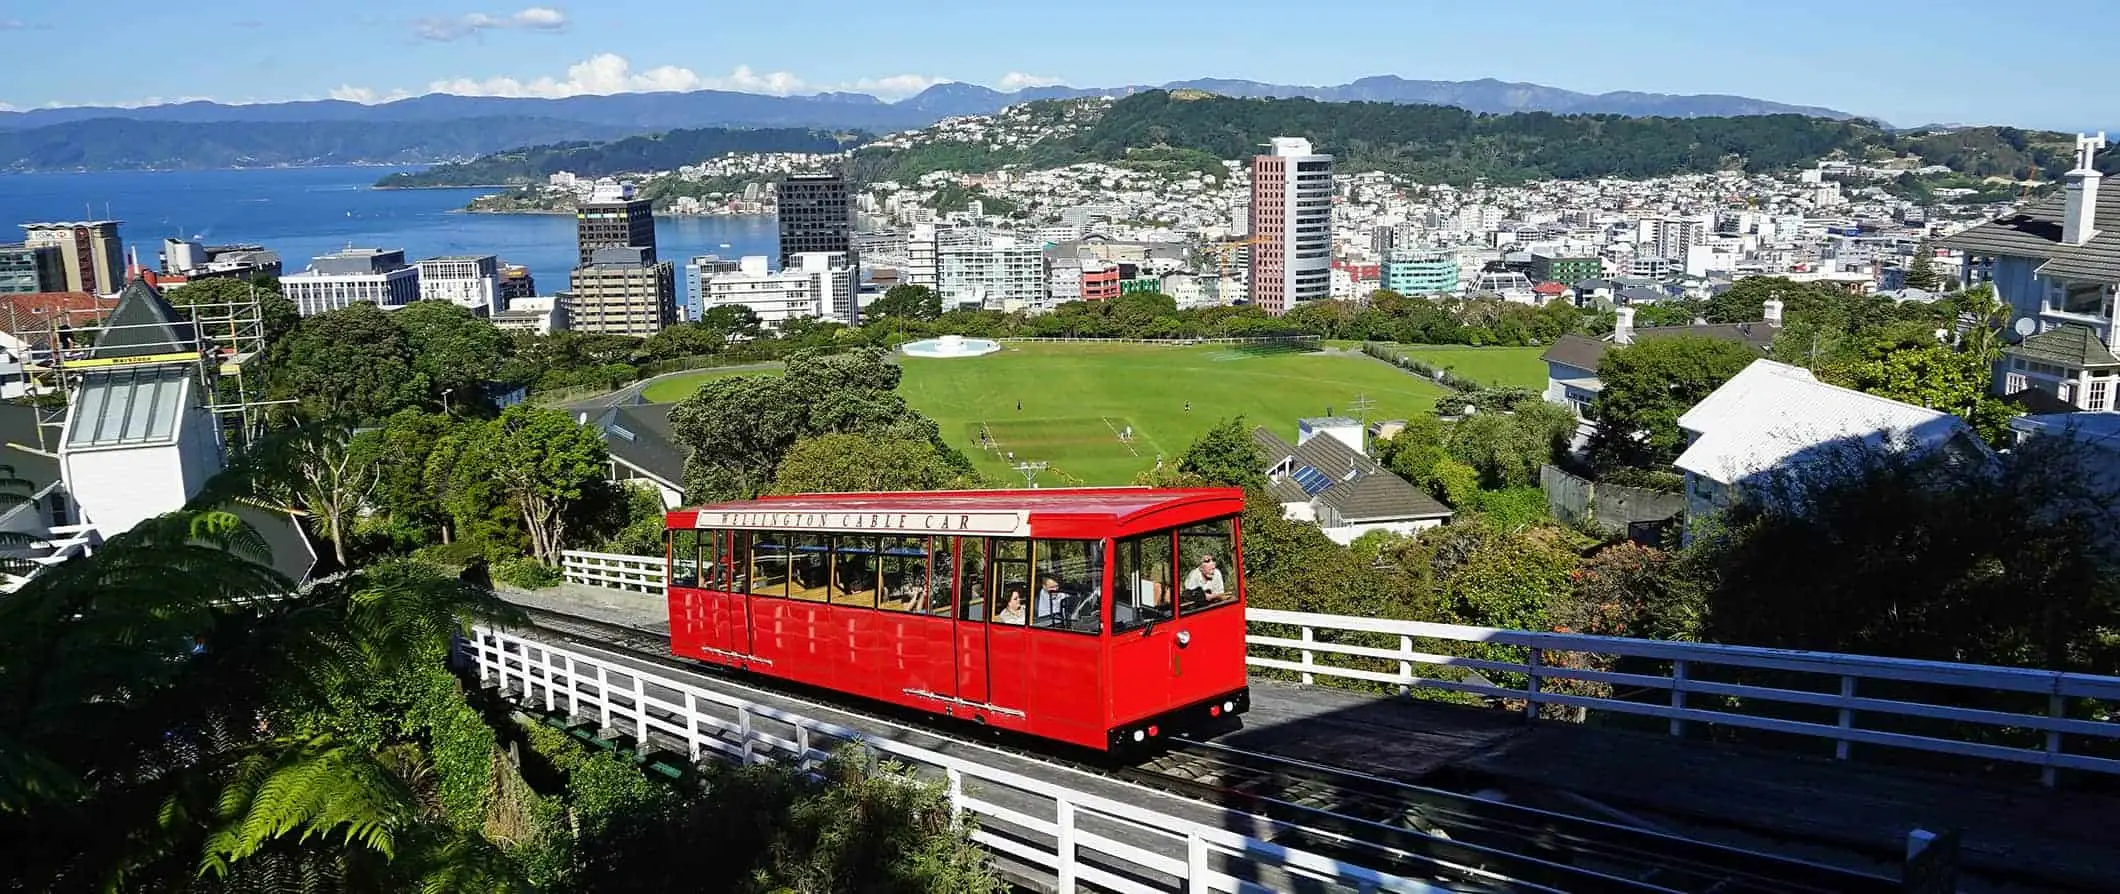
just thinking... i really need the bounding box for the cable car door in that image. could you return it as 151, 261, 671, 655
953, 538, 990, 710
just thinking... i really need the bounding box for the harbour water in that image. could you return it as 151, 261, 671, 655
0, 166, 781, 313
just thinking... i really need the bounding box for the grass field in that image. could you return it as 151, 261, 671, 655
1371, 344, 1549, 391
641, 342, 1457, 484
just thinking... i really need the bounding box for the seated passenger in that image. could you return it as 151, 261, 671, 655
993, 589, 1027, 624
1182, 553, 1229, 601
1036, 576, 1073, 620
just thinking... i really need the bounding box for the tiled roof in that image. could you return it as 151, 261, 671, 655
0, 292, 117, 346
1940, 188, 2120, 282
1541, 333, 1606, 373
1540, 320, 1777, 376
1675, 360, 1979, 487
1249, 424, 1452, 522
2005, 324, 2120, 369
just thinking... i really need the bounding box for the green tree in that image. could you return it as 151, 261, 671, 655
1445, 399, 1575, 489
266, 303, 425, 423
1903, 240, 1941, 291
392, 300, 505, 413
1375, 416, 1448, 487
640, 321, 726, 360
1175, 417, 1267, 492
361, 409, 462, 542
1820, 285, 2017, 446
1588, 336, 1759, 469
163, 276, 301, 346
475, 405, 613, 564
238, 422, 380, 568
771, 433, 979, 494
868, 284, 943, 321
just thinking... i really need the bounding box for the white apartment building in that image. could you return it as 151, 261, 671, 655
415, 255, 500, 315
698, 253, 858, 328
1638, 216, 1710, 262
906, 223, 942, 289
938, 231, 1046, 311
281, 248, 420, 316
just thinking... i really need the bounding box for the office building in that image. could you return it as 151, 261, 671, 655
937, 231, 1047, 311
1249, 137, 1333, 315
568, 246, 675, 336
684, 255, 743, 321
777, 172, 853, 268
498, 264, 537, 303
281, 248, 420, 316
158, 239, 282, 283
21, 221, 124, 294
1381, 250, 1460, 296
576, 181, 656, 266
906, 223, 942, 289
494, 295, 568, 335
0, 243, 64, 295
697, 253, 858, 329
1528, 253, 1601, 285
1639, 216, 1709, 263
416, 255, 501, 315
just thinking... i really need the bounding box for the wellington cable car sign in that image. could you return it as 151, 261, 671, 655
691, 509, 1030, 537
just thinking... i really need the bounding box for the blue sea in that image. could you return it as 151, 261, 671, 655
0, 166, 780, 314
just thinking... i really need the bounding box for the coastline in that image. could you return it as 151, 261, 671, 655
456, 206, 778, 218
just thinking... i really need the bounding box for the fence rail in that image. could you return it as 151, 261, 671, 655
462, 626, 1447, 893
557, 549, 2120, 787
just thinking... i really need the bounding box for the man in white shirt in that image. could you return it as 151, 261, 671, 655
1182, 554, 1227, 601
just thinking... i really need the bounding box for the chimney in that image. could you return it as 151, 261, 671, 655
2062, 132, 2107, 246
1613, 305, 1636, 344
1762, 298, 1784, 326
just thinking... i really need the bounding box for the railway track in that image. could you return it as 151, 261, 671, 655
499, 605, 1905, 893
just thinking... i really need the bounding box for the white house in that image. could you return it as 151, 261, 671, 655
1541, 300, 1782, 445
1252, 420, 1452, 545
1672, 359, 1988, 540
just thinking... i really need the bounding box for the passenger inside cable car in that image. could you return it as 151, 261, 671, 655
993, 588, 1026, 624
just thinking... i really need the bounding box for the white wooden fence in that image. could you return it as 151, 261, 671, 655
555, 549, 2120, 786
463, 626, 1453, 894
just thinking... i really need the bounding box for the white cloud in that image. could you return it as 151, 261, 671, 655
0, 102, 16, 112
997, 72, 1066, 91
843, 74, 951, 100
329, 85, 414, 104
415, 6, 569, 41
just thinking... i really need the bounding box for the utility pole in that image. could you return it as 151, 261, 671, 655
1348, 393, 1376, 452
1011, 461, 1048, 489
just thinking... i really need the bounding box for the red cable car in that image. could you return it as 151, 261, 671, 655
663, 487, 1252, 751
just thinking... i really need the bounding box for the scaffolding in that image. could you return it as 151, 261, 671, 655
18, 282, 288, 454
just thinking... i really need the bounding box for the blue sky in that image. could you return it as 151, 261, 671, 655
0, 0, 2107, 130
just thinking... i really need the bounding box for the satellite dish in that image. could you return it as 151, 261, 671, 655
2013, 318, 2037, 337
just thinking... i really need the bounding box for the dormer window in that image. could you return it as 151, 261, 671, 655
2048, 280, 2114, 316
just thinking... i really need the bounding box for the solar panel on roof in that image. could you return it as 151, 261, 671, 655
1290, 464, 1333, 495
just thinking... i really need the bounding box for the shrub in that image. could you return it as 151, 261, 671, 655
494, 557, 563, 590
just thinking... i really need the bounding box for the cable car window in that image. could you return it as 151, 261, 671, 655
990, 539, 1030, 627
830, 535, 880, 608
956, 538, 987, 621
701, 529, 729, 590
1031, 539, 1103, 634
669, 529, 700, 588
748, 531, 788, 598
923, 539, 955, 616
1111, 532, 1175, 633
1176, 518, 1238, 615
725, 531, 749, 592
788, 534, 831, 603
877, 536, 929, 613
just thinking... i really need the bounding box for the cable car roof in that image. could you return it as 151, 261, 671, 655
670, 487, 1246, 537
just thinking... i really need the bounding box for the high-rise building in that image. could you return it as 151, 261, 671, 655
416, 255, 502, 315
1527, 253, 1601, 285
281, 248, 421, 316
568, 246, 675, 336
906, 223, 942, 289
937, 231, 1046, 311
21, 221, 124, 294
0, 243, 64, 295
498, 264, 537, 303
777, 172, 853, 267
1248, 137, 1333, 315
697, 253, 858, 329
576, 181, 656, 266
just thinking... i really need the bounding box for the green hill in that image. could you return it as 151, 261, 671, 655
375, 127, 872, 188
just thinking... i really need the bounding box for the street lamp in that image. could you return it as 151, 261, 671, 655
442, 388, 454, 414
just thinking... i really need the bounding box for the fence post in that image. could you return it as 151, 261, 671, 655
564, 654, 580, 719
1056, 798, 1077, 893
1186, 833, 1211, 894
946, 767, 965, 819
1835, 675, 1856, 761
739, 707, 755, 765
685, 691, 702, 762
475, 632, 492, 684
596, 665, 613, 733
2044, 693, 2064, 788
796, 725, 813, 769
1524, 647, 1544, 720
542, 649, 557, 712
1300, 626, 1316, 686
632, 673, 649, 744
1668, 659, 1689, 738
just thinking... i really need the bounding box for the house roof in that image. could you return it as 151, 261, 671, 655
0, 292, 118, 346
0, 403, 60, 492
2004, 324, 2120, 369
1250, 424, 1452, 522
592, 402, 687, 487
1539, 319, 1778, 376
1674, 359, 1977, 486
1939, 187, 2120, 282
91, 278, 198, 360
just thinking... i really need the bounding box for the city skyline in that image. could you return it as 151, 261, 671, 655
1, 0, 2113, 131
